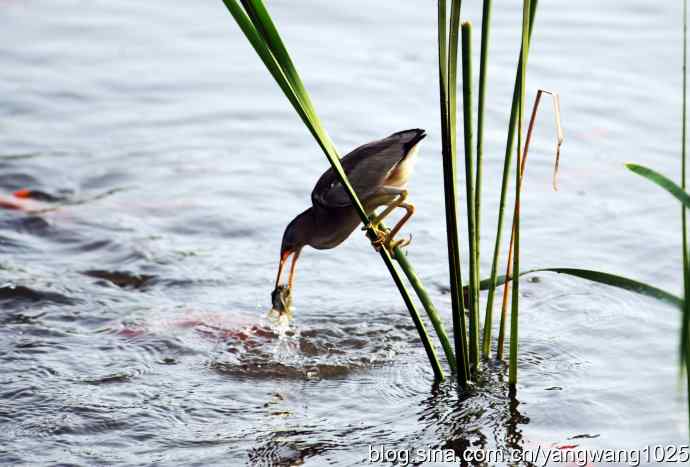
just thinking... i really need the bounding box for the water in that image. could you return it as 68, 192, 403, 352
0, 0, 687, 465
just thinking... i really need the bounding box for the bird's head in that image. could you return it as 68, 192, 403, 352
272, 208, 313, 313
279, 207, 313, 262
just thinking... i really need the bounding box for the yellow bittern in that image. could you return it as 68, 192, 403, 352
272, 129, 426, 312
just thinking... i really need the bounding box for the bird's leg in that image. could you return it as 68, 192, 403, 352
361, 189, 414, 252
287, 247, 302, 289
275, 250, 290, 288
384, 202, 415, 252
367, 190, 408, 228
362, 191, 408, 251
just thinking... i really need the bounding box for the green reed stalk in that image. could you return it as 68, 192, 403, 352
439, 0, 470, 386
221, 0, 445, 380
394, 247, 456, 371
509, 0, 531, 386
461, 21, 480, 370
475, 0, 492, 354
482, 0, 538, 358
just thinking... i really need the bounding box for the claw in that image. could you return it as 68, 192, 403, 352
361, 212, 379, 231
386, 233, 412, 253
361, 215, 382, 232
367, 224, 389, 251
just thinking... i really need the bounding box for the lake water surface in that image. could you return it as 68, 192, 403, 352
0, 0, 687, 465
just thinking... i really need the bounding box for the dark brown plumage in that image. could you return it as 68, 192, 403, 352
273, 129, 426, 304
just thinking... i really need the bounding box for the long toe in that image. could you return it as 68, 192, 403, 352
386, 233, 412, 253
386, 238, 411, 255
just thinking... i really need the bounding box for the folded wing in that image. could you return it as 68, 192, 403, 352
311, 129, 425, 209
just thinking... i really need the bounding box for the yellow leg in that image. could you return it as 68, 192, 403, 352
367, 190, 408, 228
385, 202, 415, 252
287, 247, 302, 289
363, 197, 416, 253
361, 190, 407, 247
362, 191, 408, 251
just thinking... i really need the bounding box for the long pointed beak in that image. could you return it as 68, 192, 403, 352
275, 250, 290, 288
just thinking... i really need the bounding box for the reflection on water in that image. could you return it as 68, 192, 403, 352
0, 0, 687, 465
244, 361, 542, 467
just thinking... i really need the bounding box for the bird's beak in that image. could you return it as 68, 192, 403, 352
275, 250, 291, 289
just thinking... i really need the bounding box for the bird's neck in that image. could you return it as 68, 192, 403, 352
308, 205, 361, 250
291, 207, 316, 248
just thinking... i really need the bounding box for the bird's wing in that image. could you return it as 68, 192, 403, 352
311, 129, 425, 209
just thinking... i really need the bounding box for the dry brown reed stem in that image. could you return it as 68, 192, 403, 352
496, 89, 564, 359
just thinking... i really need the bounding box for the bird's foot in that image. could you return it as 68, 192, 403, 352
366, 224, 389, 251
361, 218, 380, 233
364, 221, 412, 254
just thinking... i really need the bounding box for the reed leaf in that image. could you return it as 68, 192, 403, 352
475, 0, 493, 348
461, 21, 480, 371
482, 0, 539, 358
395, 247, 456, 371
626, 164, 690, 208
509, 0, 532, 386
475, 268, 682, 310
221, 0, 445, 380
496, 90, 562, 363
439, 0, 470, 386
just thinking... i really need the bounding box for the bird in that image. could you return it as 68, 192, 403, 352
272, 128, 426, 309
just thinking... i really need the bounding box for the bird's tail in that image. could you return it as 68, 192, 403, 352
390, 128, 427, 155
